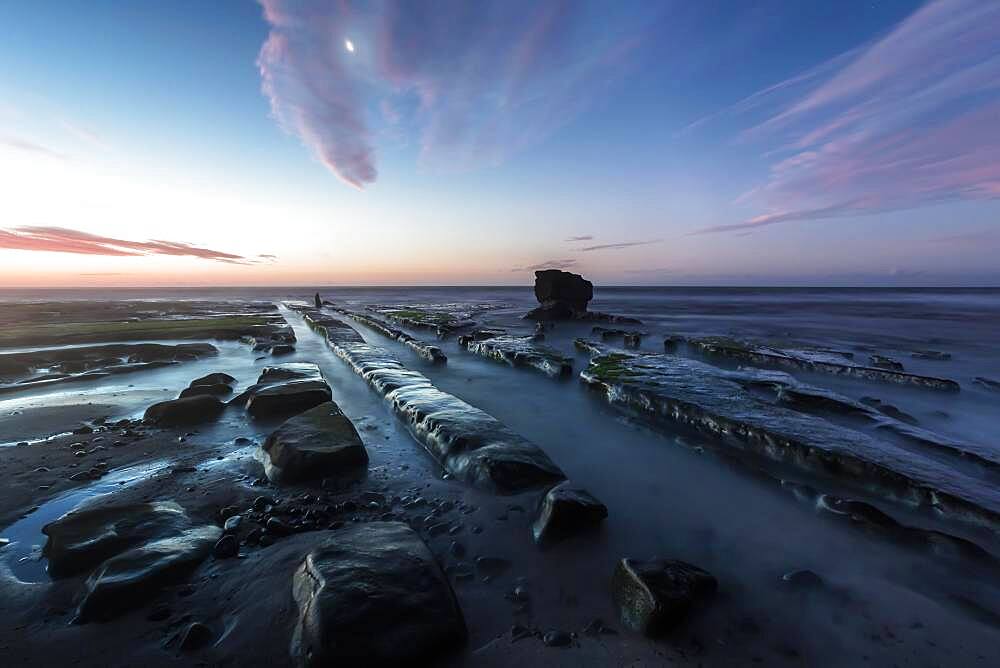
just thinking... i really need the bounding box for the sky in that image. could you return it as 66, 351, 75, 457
1, 0, 998, 287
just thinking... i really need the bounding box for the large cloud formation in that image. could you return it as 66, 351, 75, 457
0, 226, 259, 264
690, 0, 1000, 234
257, 0, 656, 189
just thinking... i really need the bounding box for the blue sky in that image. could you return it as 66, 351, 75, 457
1, 0, 998, 286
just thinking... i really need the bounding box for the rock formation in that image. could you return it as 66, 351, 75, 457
524, 270, 593, 320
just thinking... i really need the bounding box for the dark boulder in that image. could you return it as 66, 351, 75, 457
612, 558, 717, 636
532, 482, 607, 545
247, 380, 332, 418
190, 372, 236, 387
260, 401, 368, 484
290, 522, 466, 666
144, 395, 225, 426
42, 501, 191, 578
270, 343, 296, 356
525, 270, 593, 320
178, 383, 232, 399
75, 525, 222, 623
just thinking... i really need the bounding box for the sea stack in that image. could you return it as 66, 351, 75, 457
524, 269, 594, 320
314, 292, 322, 309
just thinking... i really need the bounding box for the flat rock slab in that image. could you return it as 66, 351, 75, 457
532, 481, 608, 545
143, 395, 225, 426
261, 401, 368, 483
458, 330, 573, 378
613, 558, 717, 635
242, 363, 333, 418
332, 307, 447, 363
579, 345, 1000, 530
76, 525, 222, 623
42, 501, 191, 578
685, 336, 960, 392
294, 306, 566, 493
291, 522, 466, 667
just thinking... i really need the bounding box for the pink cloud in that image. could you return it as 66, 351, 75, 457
689, 0, 1000, 234
0, 226, 261, 264
256, 0, 656, 187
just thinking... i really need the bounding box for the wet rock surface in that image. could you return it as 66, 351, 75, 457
75, 524, 222, 622
143, 395, 226, 426
331, 306, 447, 363
612, 558, 717, 636
290, 522, 465, 667
579, 343, 1000, 530
242, 363, 333, 418
293, 305, 566, 492
260, 401, 368, 483
682, 335, 960, 392
532, 482, 608, 545
42, 501, 192, 578
458, 329, 573, 378
0, 342, 218, 394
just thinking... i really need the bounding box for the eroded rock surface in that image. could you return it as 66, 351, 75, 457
143, 395, 226, 426
331, 307, 447, 363
532, 482, 608, 545
612, 558, 717, 636
238, 363, 333, 418
260, 401, 368, 483
75, 525, 221, 623
290, 522, 465, 667
458, 330, 572, 378
579, 344, 1000, 530
42, 501, 191, 578
683, 335, 960, 392
292, 305, 566, 492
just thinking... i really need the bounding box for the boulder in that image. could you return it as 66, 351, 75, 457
190, 372, 236, 387
246, 380, 332, 418
291, 522, 465, 667
532, 482, 608, 545
144, 395, 225, 426
178, 383, 232, 399
259, 363, 323, 382
75, 525, 222, 623
525, 270, 593, 320
260, 402, 368, 483
612, 558, 717, 636
42, 501, 191, 578
270, 343, 296, 356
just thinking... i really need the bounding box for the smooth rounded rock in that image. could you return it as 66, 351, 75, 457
612, 558, 717, 636
290, 522, 465, 667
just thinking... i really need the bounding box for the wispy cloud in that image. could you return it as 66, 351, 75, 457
565, 235, 594, 242
256, 0, 659, 188
59, 120, 112, 152
579, 239, 661, 251
1, 136, 66, 160
689, 0, 1000, 235
511, 258, 578, 272
0, 226, 260, 264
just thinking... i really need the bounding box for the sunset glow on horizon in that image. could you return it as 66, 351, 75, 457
2, 0, 999, 288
